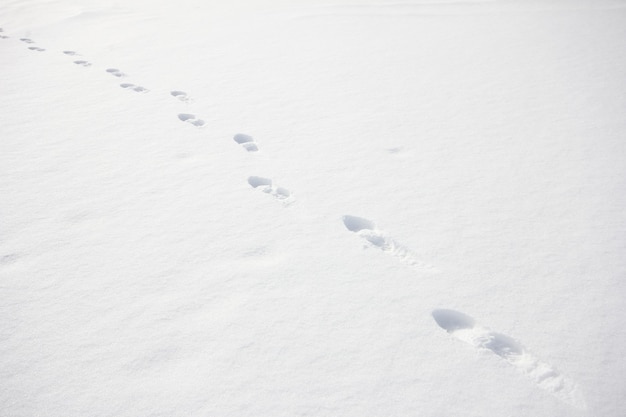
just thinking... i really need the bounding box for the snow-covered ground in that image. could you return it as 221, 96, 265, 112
1, 0, 625, 416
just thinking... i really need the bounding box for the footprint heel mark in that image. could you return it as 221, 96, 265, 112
234, 134, 259, 152
248, 176, 293, 204
171, 90, 191, 102
120, 83, 149, 93
178, 113, 205, 127
106, 68, 125, 77
432, 309, 586, 409
28, 46, 45, 52
73, 60, 91, 67
342, 215, 435, 271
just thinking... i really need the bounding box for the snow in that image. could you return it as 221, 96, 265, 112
1, 0, 625, 416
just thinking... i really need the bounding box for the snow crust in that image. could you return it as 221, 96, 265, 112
1, 0, 625, 416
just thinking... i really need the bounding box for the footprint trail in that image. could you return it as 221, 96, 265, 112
342, 215, 436, 271
234, 133, 259, 152
432, 309, 586, 409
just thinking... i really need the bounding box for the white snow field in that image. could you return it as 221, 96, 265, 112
1, 0, 625, 416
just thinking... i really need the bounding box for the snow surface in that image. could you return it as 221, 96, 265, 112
1, 0, 625, 416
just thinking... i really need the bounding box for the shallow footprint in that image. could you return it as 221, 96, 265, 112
171, 90, 191, 102
120, 83, 148, 93
73, 60, 91, 67
106, 68, 125, 77
63, 50, 78, 56
342, 215, 433, 270
233, 133, 259, 152
248, 176, 293, 204
432, 309, 585, 408
20, 38, 34, 43
28, 46, 45, 52
178, 113, 205, 127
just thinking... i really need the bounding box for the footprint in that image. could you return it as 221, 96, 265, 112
170, 90, 191, 102
0, 35, 8, 39
120, 83, 148, 93
342, 215, 435, 270
248, 176, 293, 203
432, 309, 586, 408
233, 134, 259, 152
177, 113, 205, 127
63, 50, 78, 56
73, 60, 91, 67
106, 68, 125, 77
28, 46, 45, 52
20, 38, 34, 43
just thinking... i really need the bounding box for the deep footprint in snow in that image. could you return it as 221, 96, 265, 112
20, 38, 34, 43
171, 90, 191, 102
73, 60, 91, 67
342, 215, 434, 271
28, 46, 45, 52
432, 309, 586, 408
106, 68, 125, 77
248, 176, 293, 203
120, 83, 148, 93
233, 134, 259, 152
178, 113, 205, 127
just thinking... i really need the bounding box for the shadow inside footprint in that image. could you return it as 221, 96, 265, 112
248, 176, 272, 189
106, 68, 125, 77
178, 113, 205, 127
484, 333, 525, 358
234, 134, 259, 152
171, 90, 190, 101
120, 83, 148, 93
432, 309, 476, 332
343, 215, 376, 232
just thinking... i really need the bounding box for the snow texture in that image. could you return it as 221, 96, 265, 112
1, 0, 625, 416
